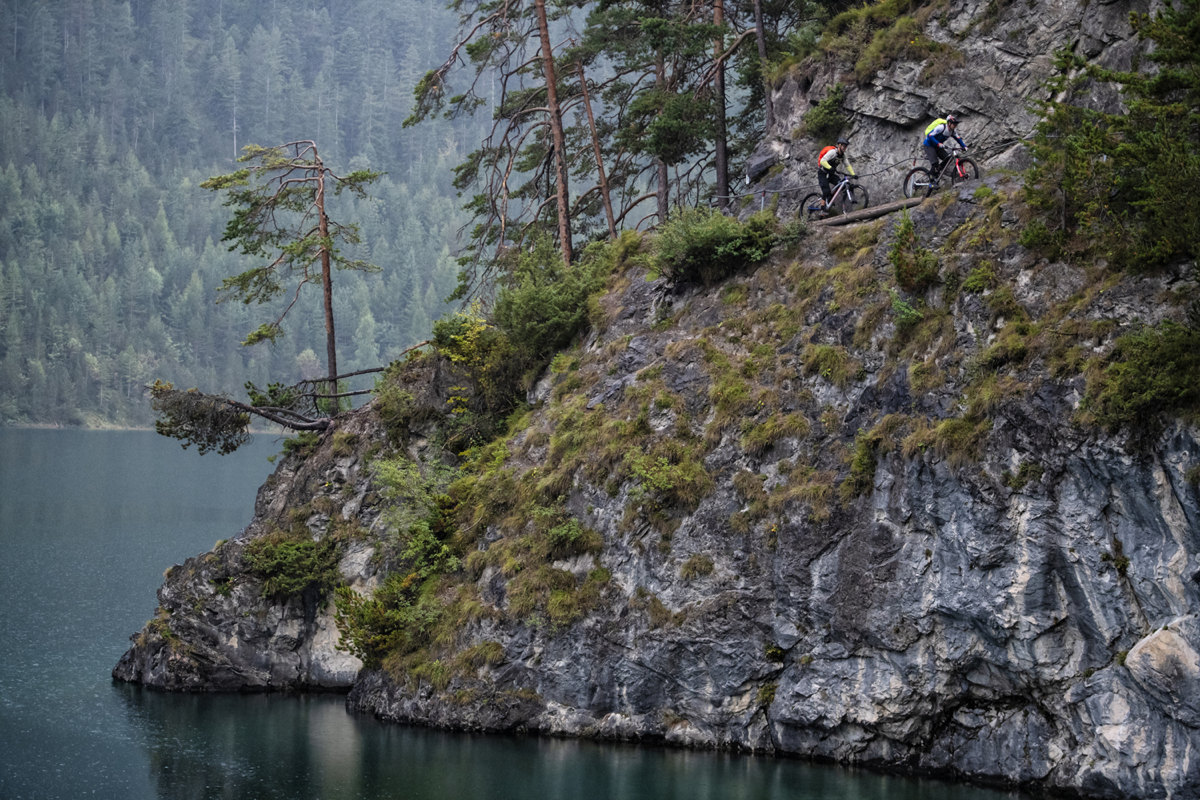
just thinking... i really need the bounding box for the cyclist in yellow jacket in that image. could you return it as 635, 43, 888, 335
817, 138, 855, 208
922, 114, 967, 174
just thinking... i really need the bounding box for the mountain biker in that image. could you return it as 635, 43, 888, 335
922, 114, 967, 175
817, 138, 855, 209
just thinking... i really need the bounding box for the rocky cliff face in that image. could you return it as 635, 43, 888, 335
115, 1, 1200, 798
112, 410, 380, 691
113, 359, 461, 691
745, 0, 1151, 213
117, 173, 1200, 798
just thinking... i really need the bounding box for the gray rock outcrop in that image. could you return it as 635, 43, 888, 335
746, 0, 1152, 214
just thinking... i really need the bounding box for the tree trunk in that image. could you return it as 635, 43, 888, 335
713, 0, 729, 209
753, 0, 774, 131
534, 0, 573, 264
577, 61, 617, 239
313, 147, 338, 386
655, 53, 669, 223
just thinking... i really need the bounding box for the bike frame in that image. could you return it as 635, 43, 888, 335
934, 149, 968, 182
904, 147, 977, 199
829, 175, 851, 205
802, 173, 867, 220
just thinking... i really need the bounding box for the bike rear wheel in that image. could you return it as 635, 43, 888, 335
903, 167, 934, 198
799, 193, 825, 222
950, 157, 981, 186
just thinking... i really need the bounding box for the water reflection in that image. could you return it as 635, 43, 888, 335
118, 685, 1028, 800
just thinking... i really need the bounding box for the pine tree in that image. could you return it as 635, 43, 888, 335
202, 140, 381, 385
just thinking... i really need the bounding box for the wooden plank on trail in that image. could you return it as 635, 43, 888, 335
811, 196, 924, 227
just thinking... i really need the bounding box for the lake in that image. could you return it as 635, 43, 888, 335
0, 428, 1030, 799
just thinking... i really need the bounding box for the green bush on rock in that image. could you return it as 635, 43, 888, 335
653, 208, 782, 286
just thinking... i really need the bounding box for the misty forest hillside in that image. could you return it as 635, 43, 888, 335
0, 0, 477, 426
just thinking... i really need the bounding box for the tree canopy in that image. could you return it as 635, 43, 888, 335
411, 0, 813, 303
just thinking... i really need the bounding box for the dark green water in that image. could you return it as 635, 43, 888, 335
0, 429, 1030, 800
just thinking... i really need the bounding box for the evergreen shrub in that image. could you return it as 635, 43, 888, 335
244, 532, 342, 600
1082, 322, 1200, 445
889, 211, 939, 293
1023, 0, 1200, 272
802, 84, 847, 140
653, 208, 779, 286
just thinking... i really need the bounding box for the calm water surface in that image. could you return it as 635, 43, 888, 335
0, 429, 1030, 800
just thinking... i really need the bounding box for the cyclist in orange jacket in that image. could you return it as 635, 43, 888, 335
817, 138, 855, 208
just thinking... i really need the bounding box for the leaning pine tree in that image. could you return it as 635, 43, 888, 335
149, 141, 385, 454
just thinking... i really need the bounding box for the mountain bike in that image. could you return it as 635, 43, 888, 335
800, 173, 869, 221
902, 147, 981, 198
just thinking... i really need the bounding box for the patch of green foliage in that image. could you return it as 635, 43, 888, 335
628, 443, 715, 513
492, 233, 608, 371
430, 235, 617, 450
334, 570, 445, 667
545, 516, 599, 560
889, 211, 940, 293
802, 344, 856, 387
889, 290, 925, 336
334, 454, 461, 667
1101, 540, 1131, 577
244, 530, 342, 601
1003, 461, 1045, 491
245, 381, 300, 409
841, 429, 882, 500
801, 84, 848, 141
281, 430, 321, 457
740, 412, 810, 456
841, 415, 936, 500
652, 208, 781, 286
432, 303, 523, 450
977, 322, 1035, 371
680, 554, 715, 580
148, 381, 251, 456
927, 416, 993, 467
142, 608, 182, 650
1081, 322, 1200, 446
1023, 0, 1200, 272
819, 0, 955, 83
853, 15, 961, 83
373, 352, 442, 446
961, 262, 997, 294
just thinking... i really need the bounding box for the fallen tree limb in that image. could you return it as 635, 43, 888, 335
812, 196, 924, 227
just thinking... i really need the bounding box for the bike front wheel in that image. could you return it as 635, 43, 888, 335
903, 168, 934, 198
842, 183, 869, 213
950, 157, 981, 186
799, 193, 825, 222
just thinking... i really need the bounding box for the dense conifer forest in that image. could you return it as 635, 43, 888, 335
0, 0, 475, 425
0, 0, 817, 428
